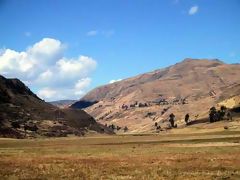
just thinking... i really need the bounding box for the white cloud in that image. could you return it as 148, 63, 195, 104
0, 38, 97, 101
57, 56, 96, 78
188, 6, 198, 15
28, 38, 65, 65
109, 79, 122, 84
36, 70, 53, 85
74, 78, 91, 96
37, 87, 57, 99
75, 78, 91, 90
39, 70, 53, 80
0, 49, 35, 78
86, 30, 98, 36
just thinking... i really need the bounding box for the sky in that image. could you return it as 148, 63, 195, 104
0, 0, 240, 101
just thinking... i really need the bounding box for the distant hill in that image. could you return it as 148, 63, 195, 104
71, 58, 240, 132
50, 100, 77, 109
0, 75, 113, 138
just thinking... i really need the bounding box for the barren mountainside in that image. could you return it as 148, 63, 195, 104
0, 75, 112, 138
71, 58, 240, 132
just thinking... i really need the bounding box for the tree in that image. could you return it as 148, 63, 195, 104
209, 107, 217, 123
220, 105, 227, 111
124, 126, 128, 132
220, 106, 227, 120
185, 113, 190, 125
108, 124, 116, 130
169, 113, 175, 127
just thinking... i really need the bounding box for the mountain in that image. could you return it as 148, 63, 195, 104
50, 100, 77, 109
0, 75, 113, 138
71, 58, 240, 132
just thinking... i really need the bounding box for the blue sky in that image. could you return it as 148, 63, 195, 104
0, 0, 240, 100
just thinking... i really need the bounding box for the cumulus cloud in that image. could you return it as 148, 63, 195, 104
188, 5, 198, 15
0, 38, 97, 101
56, 56, 96, 78
74, 78, 92, 95
109, 79, 122, 84
37, 87, 57, 99
75, 78, 91, 90
0, 49, 35, 78
28, 38, 65, 66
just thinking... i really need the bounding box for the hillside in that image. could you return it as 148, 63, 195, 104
50, 100, 77, 109
71, 58, 240, 132
0, 75, 112, 138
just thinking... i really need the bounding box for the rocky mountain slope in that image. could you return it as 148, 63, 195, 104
0, 75, 112, 138
71, 58, 240, 132
50, 100, 77, 109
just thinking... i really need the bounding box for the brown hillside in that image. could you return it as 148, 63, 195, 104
50, 100, 77, 109
71, 58, 240, 132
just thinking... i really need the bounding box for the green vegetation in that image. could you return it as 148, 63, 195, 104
0, 131, 240, 179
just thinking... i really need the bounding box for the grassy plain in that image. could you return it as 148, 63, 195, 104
0, 130, 240, 180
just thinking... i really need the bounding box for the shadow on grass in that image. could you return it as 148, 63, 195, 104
187, 117, 209, 126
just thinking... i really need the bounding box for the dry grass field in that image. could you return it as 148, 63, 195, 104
0, 129, 240, 180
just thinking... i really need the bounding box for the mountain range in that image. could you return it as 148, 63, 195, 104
71, 58, 240, 132
50, 100, 77, 109
1, 58, 239, 136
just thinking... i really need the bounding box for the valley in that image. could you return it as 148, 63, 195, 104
1, 129, 240, 179
1, 1, 240, 179
1, 59, 240, 179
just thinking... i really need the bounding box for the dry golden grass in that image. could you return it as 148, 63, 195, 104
0, 131, 240, 179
